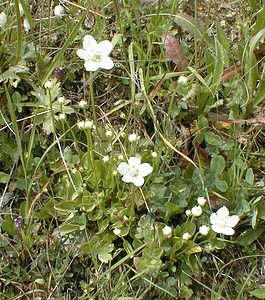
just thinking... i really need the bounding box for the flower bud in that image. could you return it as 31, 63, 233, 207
23, 18, 31, 33
54, 5, 65, 17
162, 225, 172, 237
79, 100, 87, 108
44, 81, 54, 89
197, 196, 207, 206
178, 75, 188, 85
191, 205, 203, 217
113, 228, 121, 235
182, 232, 191, 240
199, 225, 210, 236
128, 133, 137, 142
58, 96, 65, 104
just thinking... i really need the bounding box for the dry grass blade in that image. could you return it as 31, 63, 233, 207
162, 33, 189, 71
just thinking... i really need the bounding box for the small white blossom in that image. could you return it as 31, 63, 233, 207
54, 5, 65, 17
118, 154, 124, 160
151, 152, 158, 158
191, 205, 203, 217
84, 120, 93, 129
178, 75, 188, 85
0, 12, 7, 28
210, 206, 240, 236
199, 225, 210, 236
162, 225, 172, 237
77, 121, 85, 129
128, 133, 138, 142
23, 18, 31, 33
113, 228, 121, 235
112, 170, 118, 176
185, 209, 192, 216
105, 130, 113, 138
44, 81, 54, 89
117, 157, 153, 187
103, 155, 109, 162
59, 113, 66, 120
58, 96, 65, 104
197, 196, 207, 206
182, 232, 191, 240
77, 34, 114, 71
79, 100, 87, 108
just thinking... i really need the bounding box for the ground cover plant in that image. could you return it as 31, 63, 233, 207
0, 0, 265, 299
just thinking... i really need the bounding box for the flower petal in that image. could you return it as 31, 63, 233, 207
84, 60, 101, 71
97, 40, 113, 56
216, 206, 229, 218
211, 224, 223, 234
132, 176, 144, 187
83, 35, 97, 51
117, 162, 130, 176
210, 212, 219, 225
99, 56, 114, 70
128, 157, 141, 167
221, 227, 235, 235
122, 174, 133, 183
227, 215, 240, 227
77, 49, 89, 61
139, 163, 153, 177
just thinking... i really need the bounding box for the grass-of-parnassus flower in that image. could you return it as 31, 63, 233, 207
117, 157, 153, 187
77, 35, 114, 71
210, 206, 240, 235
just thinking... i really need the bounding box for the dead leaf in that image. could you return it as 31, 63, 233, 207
221, 62, 243, 82
162, 33, 189, 71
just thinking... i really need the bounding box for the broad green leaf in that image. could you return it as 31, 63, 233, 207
250, 288, 265, 299
236, 227, 264, 246
204, 132, 222, 146
211, 38, 225, 93
210, 155, 225, 175
245, 168, 254, 185
215, 179, 228, 192
0, 172, 9, 184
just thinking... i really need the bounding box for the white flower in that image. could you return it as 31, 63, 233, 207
103, 155, 109, 162
105, 130, 113, 138
84, 120, 93, 129
59, 113, 66, 120
197, 196, 207, 206
162, 225, 172, 236
54, 5, 65, 17
128, 133, 138, 142
77, 35, 114, 71
178, 75, 188, 85
117, 157, 153, 187
113, 228, 121, 235
112, 170, 118, 176
210, 206, 239, 236
185, 209, 191, 216
44, 81, 54, 89
151, 152, 158, 158
23, 18, 31, 33
191, 205, 203, 217
77, 121, 85, 129
182, 232, 191, 240
118, 154, 124, 160
199, 225, 210, 236
0, 12, 7, 28
79, 100, 87, 108
58, 96, 65, 104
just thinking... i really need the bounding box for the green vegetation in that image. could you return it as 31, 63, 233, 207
0, 0, 265, 299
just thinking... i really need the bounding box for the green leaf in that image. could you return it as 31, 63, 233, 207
55, 201, 76, 214
174, 13, 213, 46
165, 202, 183, 220
215, 179, 228, 192
245, 168, 254, 185
210, 38, 225, 93
250, 288, 265, 299
210, 155, 225, 175
236, 227, 264, 246
204, 132, 222, 146
0, 172, 9, 184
